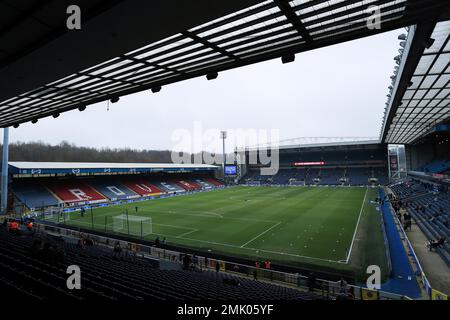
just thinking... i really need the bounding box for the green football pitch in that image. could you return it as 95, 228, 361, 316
52, 186, 387, 274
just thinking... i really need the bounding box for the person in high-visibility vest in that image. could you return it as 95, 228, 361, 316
9, 220, 19, 234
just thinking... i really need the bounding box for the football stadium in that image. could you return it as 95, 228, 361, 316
0, 0, 449, 308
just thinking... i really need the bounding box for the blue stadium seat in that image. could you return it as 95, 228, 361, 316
13, 183, 60, 209
0, 229, 323, 301
90, 180, 139, 200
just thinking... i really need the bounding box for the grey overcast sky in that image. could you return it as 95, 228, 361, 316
3, 28, 403, 154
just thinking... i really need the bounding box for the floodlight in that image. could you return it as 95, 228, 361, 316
281, 54, 295, 64
206, 72, 218, 80
151, 86, 162, 93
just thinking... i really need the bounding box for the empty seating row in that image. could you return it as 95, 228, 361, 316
417, 160, 450, 174
243, 167, 388, 186
389, 179, 450, 266
0, 229, 320, 301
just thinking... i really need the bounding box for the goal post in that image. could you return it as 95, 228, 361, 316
112, 213, 153, 238
41, 205, 65, 222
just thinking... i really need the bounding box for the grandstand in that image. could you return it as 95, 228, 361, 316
242, 142, 389, 186
8, 162, 221, 210
0, 0, 449, 304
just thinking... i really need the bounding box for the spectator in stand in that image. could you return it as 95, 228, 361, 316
215, 260, 220, 273
85, 236, 94, 246
26, 220, 33, 232
9, 219, 20, 235
337, 277, 348, 294
113, 241, 122, 257
183, 255, 192, 270
427, 237, 446, 251
403, 219, 412, 231
253, 269, 258, 280
155, 236, 160, 247
307, 272, 316, 292
76, 238, 84, 249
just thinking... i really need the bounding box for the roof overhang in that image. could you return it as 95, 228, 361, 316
243, 139, 386, 153
381, 14, 450, 144
8, 161, 218, 176
0, 0, 260, 101
1, 0, 449, 128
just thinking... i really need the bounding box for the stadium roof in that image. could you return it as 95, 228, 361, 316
1, 0, 448, 128
9, 162, 217, 169
243, 139, 385, 152
8, 161, 217, 176
244, 136, 381, 150
381, 19, 450, 144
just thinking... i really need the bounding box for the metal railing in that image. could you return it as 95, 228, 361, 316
34, 222, 411, 300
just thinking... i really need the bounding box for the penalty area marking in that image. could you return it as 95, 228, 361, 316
240, 222, 281, 248
67, 219, 197, 238
176, 228, 199, 238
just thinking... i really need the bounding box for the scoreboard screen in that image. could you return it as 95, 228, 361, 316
293, 161, 325, 166
224, 165, 237, 175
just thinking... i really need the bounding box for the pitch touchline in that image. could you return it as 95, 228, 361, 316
345, 187, 368, 264
240, 222, 281, 248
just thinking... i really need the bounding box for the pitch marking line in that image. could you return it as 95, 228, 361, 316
152, 223, 195, 231
240, 222, 282, 248
65, 216, 342, 263
141, 208, 280, 224
176, 229, 199, 238
176, 235, 340, 263
142, 208, 224, 219
345, 187, 368, 264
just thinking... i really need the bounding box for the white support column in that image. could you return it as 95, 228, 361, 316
1, 128, 9, 214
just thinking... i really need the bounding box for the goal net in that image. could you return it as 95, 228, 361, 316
113, 214, 153, 237
41, 205, 65, 222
